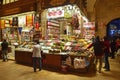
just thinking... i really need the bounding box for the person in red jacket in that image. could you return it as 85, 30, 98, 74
103, 36, 110, 71
116, 38, 120, 51
87, 36, 104, 73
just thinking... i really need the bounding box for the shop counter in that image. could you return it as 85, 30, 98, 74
42, 53, 62, 69
15, 50, 62, 69
15, 50, 94, 73
15, 50, 33, 65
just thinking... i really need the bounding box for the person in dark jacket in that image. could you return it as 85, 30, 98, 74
110, 39, 116, 59
1, 39, 9, 61
87, 36, 104, 73
103, 36, 110, 71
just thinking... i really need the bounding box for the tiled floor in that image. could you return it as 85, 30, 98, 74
0, 57, 120, 80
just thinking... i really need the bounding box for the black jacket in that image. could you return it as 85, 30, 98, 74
1, 41, 8, 50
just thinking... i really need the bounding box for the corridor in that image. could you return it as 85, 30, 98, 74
0, 57, 120, 80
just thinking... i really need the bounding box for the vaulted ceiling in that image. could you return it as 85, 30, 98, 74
94, 0, 120, 24
86, 0, 120, 22
87, 0, 120, 14
87, 0, 96, 13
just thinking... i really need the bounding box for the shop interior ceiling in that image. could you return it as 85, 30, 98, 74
1, 11, 35, 20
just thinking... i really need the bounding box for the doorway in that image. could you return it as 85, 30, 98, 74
107, 18, 120, 39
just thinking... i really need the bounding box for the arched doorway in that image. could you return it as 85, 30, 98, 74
107, 18, 120, 39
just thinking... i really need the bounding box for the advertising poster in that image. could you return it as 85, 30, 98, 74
26, 14, 33, 27
12, 17, 18, 26
1, 20, 5, 28
18, 16, 26, 27
83, 22, 95, 39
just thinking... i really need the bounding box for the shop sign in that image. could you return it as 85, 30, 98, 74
47, 6, 64, 19
46, 5, 80, 19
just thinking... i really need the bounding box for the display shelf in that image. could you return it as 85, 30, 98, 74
33, 30, 40, 42
22, 31, 31, 42
47, 20, 60, 39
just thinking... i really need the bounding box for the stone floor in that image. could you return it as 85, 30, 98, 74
0, 57, 120, 80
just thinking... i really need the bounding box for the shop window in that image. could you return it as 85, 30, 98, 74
107, 18, 120, 39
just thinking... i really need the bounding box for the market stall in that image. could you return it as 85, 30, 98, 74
0, 11, 41, 60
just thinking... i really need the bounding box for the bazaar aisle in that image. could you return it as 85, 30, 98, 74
0, 57, 120, 80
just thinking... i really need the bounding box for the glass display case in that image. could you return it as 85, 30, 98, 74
15, 41, 34, 52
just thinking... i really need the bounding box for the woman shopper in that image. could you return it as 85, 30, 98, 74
32, 41, 42, 72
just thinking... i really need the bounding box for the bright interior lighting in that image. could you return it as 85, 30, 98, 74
82, 16, 89, 22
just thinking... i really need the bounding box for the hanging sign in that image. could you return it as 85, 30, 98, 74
47, 6, 64, 19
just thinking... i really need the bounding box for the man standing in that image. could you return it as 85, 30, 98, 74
87, 36, 104, 73
1, 39, 9, 62
32, 41, 42, 72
